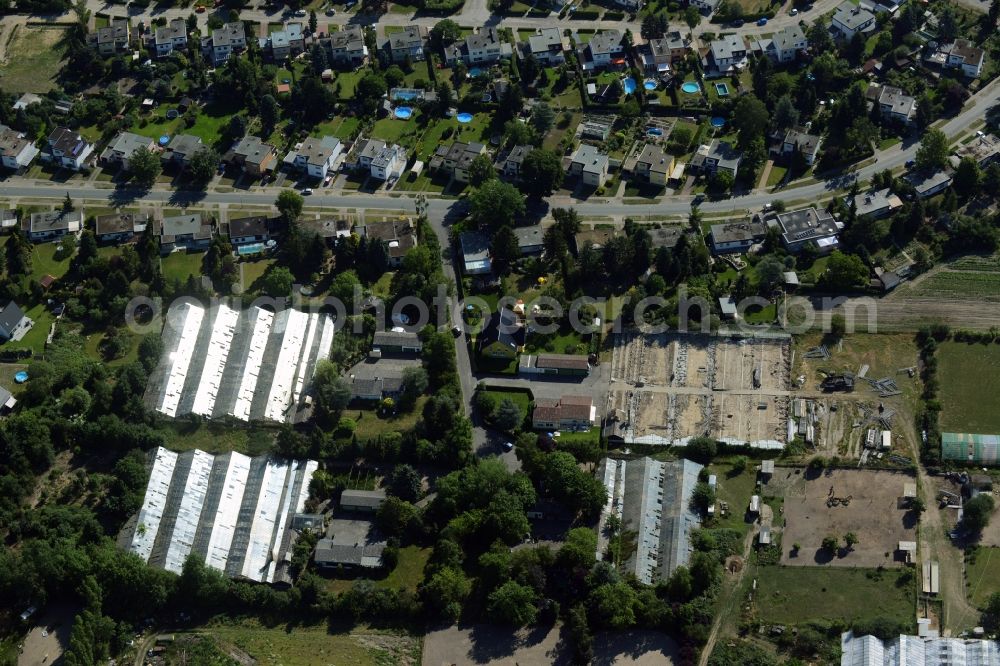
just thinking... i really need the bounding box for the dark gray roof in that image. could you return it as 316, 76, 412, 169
513, 225, 543, 249
315, 538, 385, 567
588, 30, 623, 55
479, 308, 523, 351
372, 330, 421, 348
0, 301, 26, 335
229, 216, 268, 238
340, 489, 386, 509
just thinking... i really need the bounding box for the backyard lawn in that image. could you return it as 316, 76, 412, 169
16, 304, 55, 355
350, 397, 427, 440
241, 258, 276, 293
480, 387, 533, 414
313, 115, 361, 141
31, 241, 74, 280
134, 99, 243, 147
706, 461, 758, 534
524, 325, 589, 355
376, 546, 431, 592
161, 250, 206, 285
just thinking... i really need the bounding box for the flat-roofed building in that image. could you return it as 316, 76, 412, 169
95, 212, 150, 244
25, 210, 83, 243
709, 220, 767, 254
772, 207, 843, 254
340, 489, 386, 512
519, 353, 591, 376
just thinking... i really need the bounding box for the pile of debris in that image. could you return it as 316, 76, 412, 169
865, 376, 901, 397
821, 373, 855, 392
804, 345, 831, 360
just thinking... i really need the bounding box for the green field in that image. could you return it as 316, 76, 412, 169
162, 250, 206, 285
155, 421, 275, 455
0, 25, 67, 93
191, 621, 421, 666
134, 99, 243, 146
756, 567, 915, 626
967, 547, 1000, 608
912, 270, 1000, 302
706, 461, 758, 534
937, 342, 1000, 433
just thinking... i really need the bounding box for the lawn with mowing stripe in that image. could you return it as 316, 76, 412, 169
938, 341, 1000, 433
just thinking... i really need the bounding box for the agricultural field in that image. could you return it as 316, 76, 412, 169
0, 25, 67, 93
937, 341, 1000, 433
754, 566, 916, 626
190, 620, 421, 666
966, 547, 1000, 608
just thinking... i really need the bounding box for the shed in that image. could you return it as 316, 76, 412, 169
339, 488, 386, 512
759, 525, 771, 545
708, 474, 717, 490
719, 296, 737, 319
898, 540, 916, 563
749, 495, 760, 515
881, 430, 892, 450
783, 271, 799, 287
760, 460, 775, 477
903, 482, 917, 500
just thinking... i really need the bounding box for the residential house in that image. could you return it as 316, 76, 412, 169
689, 0, 720, 12
849, 188, 903, 219
43, 127, 94, 171
159, 213, 213, 253
0, 124, 40, 172
0, 301, 32, 343
752, 25, 808, 63
229, 135, 277, 176
638, 31, 690, 75
363, 218, 417, 267
945, 39, 985, 78
94, 212, 150, 244
100, 131, 156, 170
580, 119, 612, 141
633, 143, 673, 186
24, 211, 83, 243
521, 27, 565, 65
703, 34, 749, 75
500, 144, 532, 180
690, 140, 742, 177
321, 26, 368, 66
371, 330, 422, 354
153, 19, 188, 57
776, 128, 822, 165
314, 537, 385, 571
228, 216, 269, 245
161, 134, 203, 167
12, 93, 42, 111
288, 136, 342, 179
262, 22, 305, 60
709, 220, 767, 254
88, 19, 131, 56
953, 133, 1000, 168
444, 27, 512, 66
519, 353, 591, 376
832, 2, 877, 40
867, 84, 917, 125
513, 225, 544, 255
204, 22, 247, 65
576, 30, 625, 72
573, 228, 621, 254
904, 169, 953, 199
369, 142, 406, 181
532, 395, 596, 430
858, 0, 902, 12
568, 144, 609, 188
478, 307, 523, 358
771, 207, 843, 253
384, 25, 427, 63
647, 227, 685, 251
0, 209, 16, 233
459, 230, 492, 275
429, 141, 486, 183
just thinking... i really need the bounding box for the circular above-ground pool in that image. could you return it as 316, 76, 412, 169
622, 77, 636, 94
14, 371, 28, 383
394, 106, 413, 119
456, 112, 474, 123
710, 116, 726, 128
681, 81, 700, 94
166, 109, 179, 119
644, 80, 657, 91
646, 127, 663, 136
468, 67, 484, 77
158, 135, 170, 146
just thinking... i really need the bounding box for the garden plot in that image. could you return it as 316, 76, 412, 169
774, 468, 918, 568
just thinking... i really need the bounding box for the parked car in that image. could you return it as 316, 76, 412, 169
502, 441, 514, 452
451, 325, 462, 337
790, 7, 798, 15
294, 8, 307, 16
326, 7, 336, 14
757, 16, 768, 25
905, 159, 916, 169
301, 187, 313, 195
731, 18, 744, 26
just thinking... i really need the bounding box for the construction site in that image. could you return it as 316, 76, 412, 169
768, 467, 919, 568
607, 332, 792, 447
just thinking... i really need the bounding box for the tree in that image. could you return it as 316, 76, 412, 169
685, 436, 717, 462
589, 582, 637, 630
63, 192, 75, 213
830, 314, 846, 340
822, 251, 868, 290
259, 94, 279, 134
773, 95, 800, 132
684, 6, 701, 30
422, 566, 470, 622
468, 153, 495, 187
822, 535, 839, 552
388, 464, 422, 502
276, 189, 304, 222
520, 148, 564, 198
128, 147, 161, 188
399, 366, 429, 410
755, 256, 785, 292
312, 359, 351, 422
732, 95, 769, 150
228, 114, 247, 139
376, 496, 419, 536
963, 494, 995, 534
308, 9, 317, 33
470, 179, 526, 230
641, 13, 667, 39
493, 397, 524, 433
487, 580, 538, 626
187, 147, 220, 187
430, 19, 461, 48
915, 128, 949, 171
260, 266, 294, 296
491, 225, 521, 273
953, 156, 982, 198
530, 102, 555, 135
504, 119, 536, 147
844, 532, 858, 550
691, 482, 716, 513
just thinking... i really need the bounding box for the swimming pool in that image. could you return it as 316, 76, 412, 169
394, 106, 413, 119
646, 127, 663, 136
14, 371, 28, 383
237, 243, 265, 256
456, 112, 474, 123
710, 116, 726, 128
623, 77, 636, 94
714, 82, 730, 97
681, 81, 700, 94
393, 90, 419, 101
643, 79, 657, 91
469, 67, 484, 77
